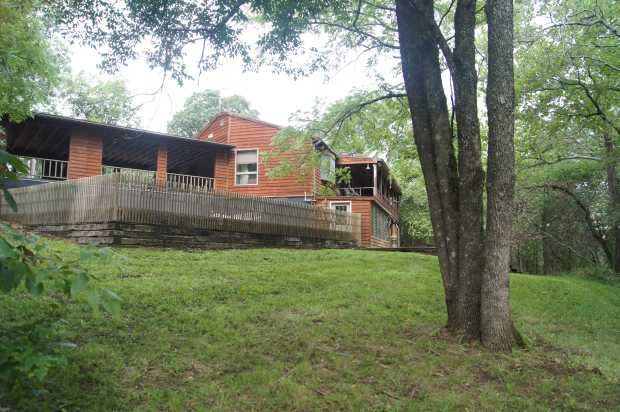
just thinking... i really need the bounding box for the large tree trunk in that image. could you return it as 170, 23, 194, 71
453, 0, 484, 340
603, 133, 620, 274
396, 0, 519, 350
481, 0, 517, 351
395, 0, 461, 330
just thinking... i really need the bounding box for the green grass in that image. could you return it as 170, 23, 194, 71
2, 243, 620, 411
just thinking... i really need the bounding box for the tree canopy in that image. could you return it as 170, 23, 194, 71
0, 0, 62, 122
513, 0, 620, 274
49, 74, 140, 126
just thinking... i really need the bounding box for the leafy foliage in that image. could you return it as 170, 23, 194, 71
0, 150, 28, 211
516, 0, 618, 167
0, 0, 62, 122
167, 89, 258, 137
44, 1, 396, 82
513, 0, 620, 273
0, 225, 121, 392
50, 73, 140, 126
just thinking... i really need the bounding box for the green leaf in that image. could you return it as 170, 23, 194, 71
85, 289, 101, 314
101, 288, 121, 319
70, 272, 90, 297
2, 187, 17, 212
0, 238, 18, 259
32, 365, 49, 382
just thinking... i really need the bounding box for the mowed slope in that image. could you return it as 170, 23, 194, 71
1, 246, 619, 411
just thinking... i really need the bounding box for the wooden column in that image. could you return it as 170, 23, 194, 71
372, 163, 377, 196
67, 131, 103, 179
156, 144, 168, 187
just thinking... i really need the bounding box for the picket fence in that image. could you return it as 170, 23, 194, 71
0, 174, 361, 244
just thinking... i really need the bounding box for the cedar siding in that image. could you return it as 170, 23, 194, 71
199, 113, 316, 198
199, 113, 400, 248
316, 197, 398, 247
68, 133, 103, 179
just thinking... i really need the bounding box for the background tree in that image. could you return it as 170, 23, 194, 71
167, 89, 258, 137
50, 74, 140, 127
511, 162, 610, 274
514, 0, 619, 274
0, 0, 62, 122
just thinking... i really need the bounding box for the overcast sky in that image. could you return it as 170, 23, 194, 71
69, 38, 400, 133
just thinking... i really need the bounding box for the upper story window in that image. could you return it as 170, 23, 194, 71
235, 149, 258, 185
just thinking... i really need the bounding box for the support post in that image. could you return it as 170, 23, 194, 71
156, 144, 168, 188
372, 163, 377, 197
67, 130, 103, 179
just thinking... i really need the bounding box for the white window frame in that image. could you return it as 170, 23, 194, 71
329, 201, 353, 229
235, 148, 259, 186
329, 200, 352, 213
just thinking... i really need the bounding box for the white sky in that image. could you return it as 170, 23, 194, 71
69, 38, 401, 133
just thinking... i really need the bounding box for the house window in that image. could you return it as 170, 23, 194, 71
372, 203, 391, 240
330, 201, 351, 226
235, 149, 258, 185
330, 201, 350, 213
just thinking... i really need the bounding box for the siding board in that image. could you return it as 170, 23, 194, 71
200, 114, 315, 198
68, 133, 103, 179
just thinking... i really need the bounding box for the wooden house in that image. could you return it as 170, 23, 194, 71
2, 112, 401, 247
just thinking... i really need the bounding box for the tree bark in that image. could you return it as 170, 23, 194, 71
481, 0, 517, 351
395, 0, 461, 330
453, 0, 484, 340
396, 0, 520, 349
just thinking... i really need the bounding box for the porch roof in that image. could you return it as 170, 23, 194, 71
2, 113, 234, 171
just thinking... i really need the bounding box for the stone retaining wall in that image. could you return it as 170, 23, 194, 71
28, 222, 357, 249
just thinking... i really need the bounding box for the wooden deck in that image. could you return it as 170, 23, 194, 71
0, 174, 362, 246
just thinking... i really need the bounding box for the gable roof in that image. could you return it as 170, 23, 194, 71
196, 112, 282, 138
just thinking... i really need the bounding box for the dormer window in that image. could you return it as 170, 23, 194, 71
235, 149, 258, 185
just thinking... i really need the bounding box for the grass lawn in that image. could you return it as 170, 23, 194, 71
1, 242, 619, 411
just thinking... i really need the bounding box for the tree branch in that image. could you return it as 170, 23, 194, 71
523, 184, 613, 265
439, 0, 457, 27
319, 92, 407, 136
521, 155, 601, 169
361, 0, 396, 12
557, 75, 620, 137
309, 20, 400, 50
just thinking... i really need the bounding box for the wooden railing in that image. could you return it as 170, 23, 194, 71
19, 157, 68, 180
167, 173, 214, 192
102, 166, 215, 192
101, 165, 156, 180
337, 186, 375, 196
0, 174, 361, 244
335, 185, 399, 216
